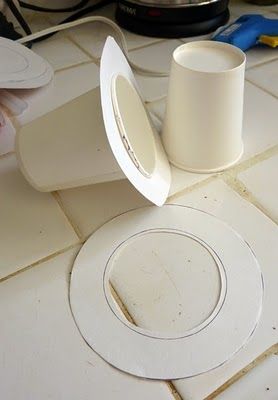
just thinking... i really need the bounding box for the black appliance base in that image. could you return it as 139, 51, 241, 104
116, 1, 230, 38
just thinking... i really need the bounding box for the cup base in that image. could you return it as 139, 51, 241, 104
168, 146, 244, 174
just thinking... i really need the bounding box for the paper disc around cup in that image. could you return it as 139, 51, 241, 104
70, 205, 263, 379
100, 37, 171, 206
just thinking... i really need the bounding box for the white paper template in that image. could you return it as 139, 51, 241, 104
0, 37, 53, 89
100, 37, 171, 206
70, 205, 263, 379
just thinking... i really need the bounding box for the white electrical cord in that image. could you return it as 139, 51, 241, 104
17, 15, 169, 78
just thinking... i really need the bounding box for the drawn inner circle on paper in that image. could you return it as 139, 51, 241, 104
104, 229, 227, 340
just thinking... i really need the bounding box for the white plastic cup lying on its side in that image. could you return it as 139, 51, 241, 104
16, 88, 124, 192
162, 41, 246, 173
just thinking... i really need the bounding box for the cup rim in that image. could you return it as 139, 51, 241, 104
172, 40, 246, 74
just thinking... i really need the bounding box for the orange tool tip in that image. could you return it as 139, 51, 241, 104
259, 35, 278, 48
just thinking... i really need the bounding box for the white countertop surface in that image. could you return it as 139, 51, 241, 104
0, 1, 277, 399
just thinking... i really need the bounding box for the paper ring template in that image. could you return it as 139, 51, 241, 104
100, 37, 171, 206
0, 37, 53, 89
70, 205, 263, 379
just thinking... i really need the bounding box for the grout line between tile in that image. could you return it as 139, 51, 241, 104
166, 381, 184, 400
67, 33, 176, 65
66, 34, 101, 64
223, 174, 278, 224
167, 145, 278, 226
52, 191, 83, 240
224, 145, 278, 175
245, 77, 278, 100
204, 343, 278, 400
127, 38, 168, 53
246, 56, 278, 72
168, 144, 278, 203
109, 282, 185, 400
129, 38, 169, 53
246, 55, 278, 72
54, 59, 97, 74
0, 242, 81, 284
78, 204, 149, 242
167, 176, 217, 203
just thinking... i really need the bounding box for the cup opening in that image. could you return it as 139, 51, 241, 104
111, 74, 156, 178
173, 41, 246, 73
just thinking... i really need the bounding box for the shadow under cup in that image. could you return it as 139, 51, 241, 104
162, 41, 246, 173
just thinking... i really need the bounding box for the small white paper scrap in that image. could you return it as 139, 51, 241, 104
0, 109, 16, 156
0, 37, 53, 89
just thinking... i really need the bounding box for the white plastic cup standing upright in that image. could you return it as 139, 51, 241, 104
162, 41, 246, 173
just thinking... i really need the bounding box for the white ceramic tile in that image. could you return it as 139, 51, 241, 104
57, 166, 214, 241
215, 354, 278, 399
165, 179, 278, 400
246, 59, 278, 97
67, 21, 121, 60
246, 45, 278, 69
45, 11, 75, 24
68, 22, 160, 60
33, 37, 90, 71
14, 62, 99, 125
20, 8, 37, 23
0, 154, 78, 279
58, 179, 151, 239
0, 247, 173, 400
169, 165, 212, 196
269, 5, 278, 13
129, 40, 183, 75
241, 81, 278, 159
136, 74, 168, 102
123, 30, 162, 51
27, 14, 52, 32
181, 32, 214, 43
238, 154, 278, 221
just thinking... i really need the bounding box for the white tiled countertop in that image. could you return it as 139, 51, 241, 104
0, 1, 278, 399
